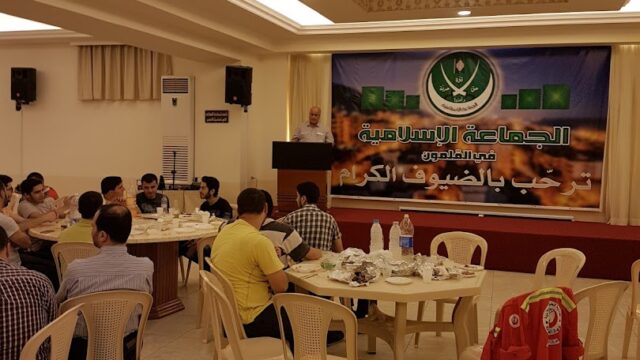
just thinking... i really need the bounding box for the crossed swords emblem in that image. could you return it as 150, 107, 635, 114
440, 59, 481, 96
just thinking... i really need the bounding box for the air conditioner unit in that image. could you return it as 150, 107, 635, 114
161, 76, 194, 185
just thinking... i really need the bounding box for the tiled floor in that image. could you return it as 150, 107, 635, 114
141, 270, 637, 359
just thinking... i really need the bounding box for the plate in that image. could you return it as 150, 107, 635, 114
194, 223, 214, 230
130, 229, 145, 236
174, 228, 195, 234
140, 214, 159, 219
385, 277, 413, 285
459, 264, 484, 272
290, 264, 322, 273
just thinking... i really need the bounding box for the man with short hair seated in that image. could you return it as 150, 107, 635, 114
101, 176, 126, 206
259, 190, 321, 267
0, 175, 22, 221
17, 178, 70, 220
58, 191, 103, 243
27, 171, 59, 200
0, 226, 56, 360
211, 188, 294, 344
199, 176, 232, 219
136, 173, 169, 214
56, 204, 153, 360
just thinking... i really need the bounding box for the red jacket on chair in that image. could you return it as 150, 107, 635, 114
481, 287, 584, 360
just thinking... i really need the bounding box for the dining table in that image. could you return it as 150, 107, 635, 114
29, 215, 222, 319
286, 256, 486, 360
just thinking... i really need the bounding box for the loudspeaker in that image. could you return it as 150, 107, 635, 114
11, 67, 37, 104
225, 66, 252, 106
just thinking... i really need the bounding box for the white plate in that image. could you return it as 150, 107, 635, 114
140, 214, 159, 219
290, 264, 322, 273
194, 223, 214, 230
459, 264, 484, 272
174, 228, 195, 234
130, 229, 145, 236
385, 277, 413, 285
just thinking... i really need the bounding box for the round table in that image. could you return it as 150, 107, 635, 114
29, 218, 221, 319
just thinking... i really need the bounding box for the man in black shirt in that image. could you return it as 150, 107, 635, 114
136, 173, 169, 214
199, 176, 232, 219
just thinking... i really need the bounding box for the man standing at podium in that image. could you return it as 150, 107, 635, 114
291, 106, 334, 144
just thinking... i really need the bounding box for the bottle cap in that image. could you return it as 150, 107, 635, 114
404, 214, 409, 218
373, 219, 379, 223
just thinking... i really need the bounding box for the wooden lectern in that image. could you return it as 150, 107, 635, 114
272, 141, 333, 217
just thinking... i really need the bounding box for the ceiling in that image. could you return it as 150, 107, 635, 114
0, 0, 638, 62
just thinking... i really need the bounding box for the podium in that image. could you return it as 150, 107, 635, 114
272, 141, 332, 217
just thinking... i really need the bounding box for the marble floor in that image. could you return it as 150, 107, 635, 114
141, 269, 637, 360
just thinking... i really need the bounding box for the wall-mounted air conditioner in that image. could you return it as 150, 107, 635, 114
160, 76, 194, 185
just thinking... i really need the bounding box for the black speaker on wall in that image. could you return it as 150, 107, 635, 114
225, 65, 252, 107
11, 67, 37, 104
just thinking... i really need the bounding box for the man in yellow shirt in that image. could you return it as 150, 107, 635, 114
211, 188, 293, 345
59, 191, 103, 243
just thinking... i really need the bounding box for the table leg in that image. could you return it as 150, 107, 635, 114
393, 302, 407, 360
128, 241, 185, 319
367, 301, 376, 354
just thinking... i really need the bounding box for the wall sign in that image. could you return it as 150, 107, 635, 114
205, 110, 229, 123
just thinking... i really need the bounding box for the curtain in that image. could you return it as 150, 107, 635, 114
604, 44, 640, 225
78, 45, 172, 100
289, 54, 331, 137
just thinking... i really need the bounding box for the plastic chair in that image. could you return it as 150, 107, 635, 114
180, 236, 216, 287
416, 231, 488, 343
452, 296, 483, 360
272, 293, 357, 360
623, 259, 640, 359
200, 270, 290, 360
531, 248, 586, 290
51, 242, 98, 282
19, 304, 83, 360
574, 281, 628, 360
58, 290, 152, 360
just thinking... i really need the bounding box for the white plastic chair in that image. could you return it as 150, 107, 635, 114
531, 248, 586, 290
19, 304, 83, 360
51, 242, 98, 282
575, 281, 628, 360
58, 290, 152, 360
200, 270, 290, 360
416, 231, 487, 344
452, 296, 483, 360
623, 259, 640, 359
272, 293, 357, 360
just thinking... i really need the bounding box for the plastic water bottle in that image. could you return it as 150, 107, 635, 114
369, 219, 384, 253
389, 221, 401, 259
161, 196, 168, 214
399, 214, 414, 260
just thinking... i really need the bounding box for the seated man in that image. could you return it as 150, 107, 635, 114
136, 173, 169, 214
0, 227, 56, 360
56, 204, 153, 360
17, 178, 70, 220
260, 190, 321, 267
282, 181, 343, 252
101, 176, 126, 206
59, 191, 103, 243
211, 188, 293, 344
199, 176, 232, 219
0, 175, 22, 221
27, 171, 59, 200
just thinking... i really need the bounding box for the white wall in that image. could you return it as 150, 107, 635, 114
0, 43, 289, 203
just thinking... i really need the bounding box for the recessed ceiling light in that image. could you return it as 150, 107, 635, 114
0, 13, 59, 32
621, 0, 640, 11
457, 10, 471, 16
255, 0, 333, 25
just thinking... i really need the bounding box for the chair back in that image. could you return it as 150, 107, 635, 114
630, 259, 640, 318
200, 270, 225, 360
532, 248, 585, 290
201, 270, 246, 360
575, 281, 628, 360
20, 304, 83, 360
273, 293, 358, 360
197, 237, 216, 271
430, 231, 488, 266
206, 257, 247, 339
51, 242, 98, 282
452, 296, 478, 357
59, 290, 152, 360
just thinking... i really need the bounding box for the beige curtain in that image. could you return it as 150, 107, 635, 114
78, 45, 172, 100
604, 45, 640, 225
289, 54, 331, 137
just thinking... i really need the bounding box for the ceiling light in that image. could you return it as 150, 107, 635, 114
621, 0, 640, 11
457, 10, 471, 16
255, 0, 333, 25
0, 13, 59, 32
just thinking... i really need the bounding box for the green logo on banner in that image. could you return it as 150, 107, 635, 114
426, 52, 496, 118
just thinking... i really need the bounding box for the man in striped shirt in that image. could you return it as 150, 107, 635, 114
56, 204, 153, 360
0, 226, 56, 360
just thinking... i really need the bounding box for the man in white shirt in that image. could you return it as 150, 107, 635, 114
291, 106, 334, 144
17, 178, 70, 220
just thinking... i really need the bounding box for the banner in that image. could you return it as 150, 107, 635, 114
331, 47, 610, 209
